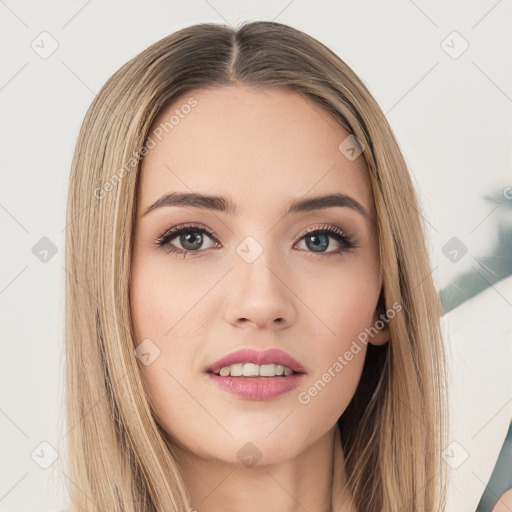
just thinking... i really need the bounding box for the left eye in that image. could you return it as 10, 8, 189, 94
295, 228, 356, 254
155, 224, 357, 257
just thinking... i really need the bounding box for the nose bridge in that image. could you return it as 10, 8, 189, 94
234, 235, 285, 299
223, 234, 295, 328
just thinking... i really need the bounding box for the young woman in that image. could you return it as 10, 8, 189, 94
64, 21, 448, 512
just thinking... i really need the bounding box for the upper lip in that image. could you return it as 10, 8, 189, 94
205, 348, 307, 375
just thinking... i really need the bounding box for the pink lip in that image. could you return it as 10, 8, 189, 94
205, 347, 306, 375
207, 372, 306, 400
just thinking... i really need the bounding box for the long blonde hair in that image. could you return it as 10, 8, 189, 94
64, 21, 448, 512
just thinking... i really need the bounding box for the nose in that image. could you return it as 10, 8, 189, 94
223, 252, 297, 330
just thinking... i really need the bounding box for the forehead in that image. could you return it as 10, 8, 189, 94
138, 85, 374, 219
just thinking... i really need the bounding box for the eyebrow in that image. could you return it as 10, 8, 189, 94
142, 191, 369, 220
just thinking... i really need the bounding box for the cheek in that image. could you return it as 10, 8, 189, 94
130, 255, 212, 345
299, 253, 381, 343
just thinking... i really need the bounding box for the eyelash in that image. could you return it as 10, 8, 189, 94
154, 223, 358, 259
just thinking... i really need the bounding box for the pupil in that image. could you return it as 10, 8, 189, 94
307, 234, 328, 252
180, 232, 202, 250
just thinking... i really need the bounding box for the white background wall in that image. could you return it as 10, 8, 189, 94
1, 1, 511, 511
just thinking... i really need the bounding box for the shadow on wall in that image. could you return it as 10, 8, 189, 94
440, 187, 512, 315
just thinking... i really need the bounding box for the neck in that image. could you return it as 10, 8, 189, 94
332, 424, 357, 512
174, 423, 357, 512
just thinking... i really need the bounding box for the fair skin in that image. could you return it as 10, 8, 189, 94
130, 85, 389, 512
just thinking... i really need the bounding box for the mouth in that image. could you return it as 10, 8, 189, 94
204, 348, 307, 400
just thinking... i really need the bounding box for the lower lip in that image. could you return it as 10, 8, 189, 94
207, 372, 306, 400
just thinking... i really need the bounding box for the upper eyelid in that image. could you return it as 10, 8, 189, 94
160, 223, 217, 241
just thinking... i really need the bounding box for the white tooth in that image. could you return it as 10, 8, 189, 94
275, 365, 284, 376
219, 366, 231, 376
215, 363, 296, 377
230, 363, 243, 376
242, 363, 260, 377
259, 364, 276, 377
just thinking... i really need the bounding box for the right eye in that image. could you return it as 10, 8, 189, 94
155, 223, 221, 257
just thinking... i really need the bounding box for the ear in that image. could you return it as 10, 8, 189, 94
368, 293, 390, 346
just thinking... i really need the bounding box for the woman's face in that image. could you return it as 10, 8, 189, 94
130, 85, 387, 465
